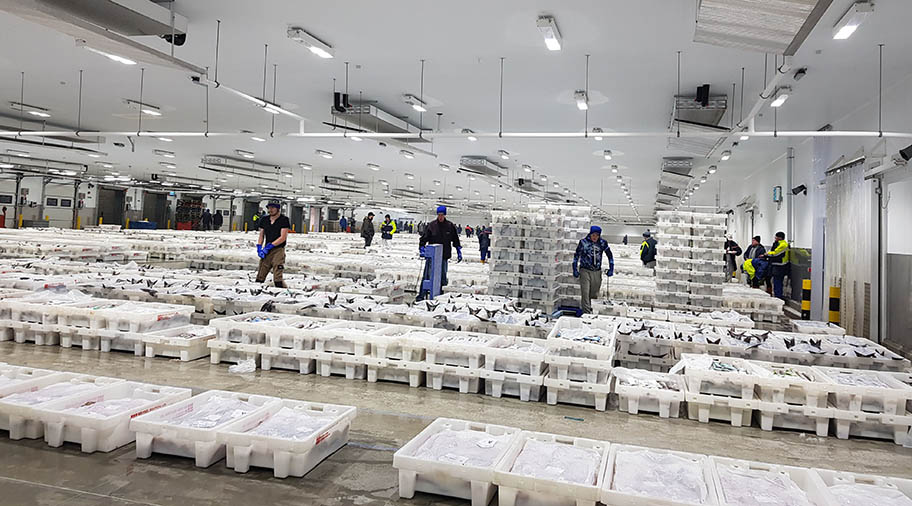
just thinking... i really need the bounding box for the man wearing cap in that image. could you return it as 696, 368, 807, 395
640, 231, 658, 269
573, 226, 614, 314
361, 212, 375, 248
419, 205, 462, 286
255, 202, 290, 288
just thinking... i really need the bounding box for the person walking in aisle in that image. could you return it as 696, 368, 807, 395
465, 225, 473, 238
339, 215, 348, 233
723, 235, 742, 279
255, 202, 290, 288
212, 210, 224, 231
380, 214, 396, 249
419, 205, 462, 287
361, 212, 375, 248
573, 225, 614, 314
622, 234, 628, 245
201, 208, 212, 230
762, 231, 790, 300
478, 226, 491, 263
640, 231, 657, 269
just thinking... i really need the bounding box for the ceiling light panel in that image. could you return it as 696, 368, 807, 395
536, 16, 562, 51
287, 27, 334, 58
833, 1, 874, 40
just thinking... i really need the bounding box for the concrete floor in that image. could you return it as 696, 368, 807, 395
1, 342, 910, 506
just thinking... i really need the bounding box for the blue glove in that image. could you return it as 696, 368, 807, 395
419, 246, 426, 256
573, 266, 580, 278
264, 243, 274, 254
456, 247, 463, 263
606, 268, 614, 277
257, 245, 265, 259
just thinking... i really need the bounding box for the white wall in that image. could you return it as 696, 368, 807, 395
887, 179, 912, 255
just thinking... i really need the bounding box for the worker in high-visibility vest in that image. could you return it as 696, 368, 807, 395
762, 231, 790, 300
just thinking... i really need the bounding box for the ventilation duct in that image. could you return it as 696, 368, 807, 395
330, 103, 429, 142
693, 0, 832, 56
391, 188, 424, 199
200, 156, 280, 174
514, 178, 544, 192
459, 156, 508, 178
0, 0, 203, 74
668, 120, 729, 157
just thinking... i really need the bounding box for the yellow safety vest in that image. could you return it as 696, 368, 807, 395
744, 259, 756, 279
769, 239, 790, 265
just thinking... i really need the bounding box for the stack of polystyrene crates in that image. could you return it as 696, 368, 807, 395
654, 211, 728, 311
544, 317, 615, 411
489, 204, 590, 312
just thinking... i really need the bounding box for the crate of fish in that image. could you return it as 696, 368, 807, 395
814, 467, 912, 505
615, 352, 679, 373
601, 444, 719, 506
755, 401, 833, 436
262, 317, 338, 350
311, 320, 388, 355
425, 331, 496, 369
131, 390, 281, 468
394, 417, 521, 506
671, 354, 765, 400
690, 213, 727, 228
368, 326, 442, 362
814, 366, 912, 415
0, 365, 57, 395
655, 267, 692, 283
691, 247, 722, 262
814, 336, 910, 372
423, 363, 483, 394
547, 317, 616, 362
749, 361, 833, 407
493, 430, 609, 506
0, 373, 124, 439
483, 336, 549, 377
218, 399, 356, 478
544, 376, 612, 411
709, 456, 832, 506
209, 312, 303, 345
96, 300, 193, 337
656, 210, 692, 225
35, 381, 191, 453
790, 320, 846, 336
614, 319, 678, 361
691, 259, 726, 274
363, 356, 425, 386
656, 234, 691, 248
141, 325, 216, 362
611, 368, 686, 418
481, 369, 545, 402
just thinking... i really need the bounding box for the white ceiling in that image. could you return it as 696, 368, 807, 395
0, 0, 910, 218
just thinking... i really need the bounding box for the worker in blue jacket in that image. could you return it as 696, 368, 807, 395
572, 226, 614, 313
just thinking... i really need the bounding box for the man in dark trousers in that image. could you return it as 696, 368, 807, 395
763, 231, 791, 300
255, 202, 290, 288
201, 208, 212, 230
419, 205, 462, 286
723, 234, 743, 279
478, 226, 491, 263
361, 212, 375, 248
212, 210, 224, 231
743, 235, 768, 289
640, 231, 657, 268
573, 225, 614, 314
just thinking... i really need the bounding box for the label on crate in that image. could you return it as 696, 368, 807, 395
315, 431, 331, 445
131, 402, 166, 419
157, 312, 179, 322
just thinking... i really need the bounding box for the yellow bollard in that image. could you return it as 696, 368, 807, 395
244, 222, 248, 232
98, 216, 103, 225
321, 225, 325, 232
76, 216, 81, 230
18, 214, 23, 228
44, 215, 49, 221
801, 279, 811, 320
167, 219, 170, 229
828, 286, 841, 325
125, 218, 130, 230
292, 224, 295, 232
303, 223, 308, 234
232, 222, 236, 231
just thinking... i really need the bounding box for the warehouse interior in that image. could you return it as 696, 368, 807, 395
0, 1, 911, 505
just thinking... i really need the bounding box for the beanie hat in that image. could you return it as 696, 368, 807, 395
436, 205, 447, 215
266, 202, 281, 209
589, 225, 602, 235
643, 231, 651, 238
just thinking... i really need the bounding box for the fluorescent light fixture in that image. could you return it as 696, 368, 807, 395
367, 163, 380, 171
10, 102, 52, 118
400, 150, 415, 159
439, 163, 450, 171
78, 42, 137, 65
226, 173, 235, 177
469, 175, 476, 181
739, 133, 750, 141
403, 94, 427, 113
154, 149, 175, 158
833, 1, 873, 39
770, 87, 790, 108
287, 27, 335, 59
344, 172, 355, 179
574, 90, 589, 111
236, 149, 255, 159
378, 179, 389, 186
616, 175, 623, 182
429, 189, 436, 195
592, 127, 604, 141
87, 153, 102, 158
708, 165, 717, 174
540, 175, 547, 181
610, 165, 618, 173
159, 162, 176, 169
142, 108, 161, 116
161, 181, 175, 187
522, 164, 532, 172
315, 149, 333, 159
157, 137, 173, 142
299, 163, 312, 170
405, 172, 415, 180
693, 184, 700, 190
564, 189, 570, 194
110, 171, 120, 176
262, 103, 281, 115
498, 150, 510, 160
536, 16, 562, 51
407, 185, 415, 190
700, 176, 708, 183
602, 150, 612, 161
433, 180, 441, 186
720, 151, 731, 161
553, 182, 560, 187
462, 129, 478, 141
349, 135, 363, 141
284, 172, 294, 178
251, 136, 266, 142
474, 190, 480, 195
0, 163, 14, 169
455, 185, 464, 191
61, 170, 77, 176
7, 149, 30, 157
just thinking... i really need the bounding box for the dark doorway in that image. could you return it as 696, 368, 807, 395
97, 187, 125, 225
243, 201, 260, 232
142, 192, 168, 228
290, 205, 304, 233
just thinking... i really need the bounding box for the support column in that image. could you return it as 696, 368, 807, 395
39, 177, 50, 224
71, 180, 81, 229
12, 174, 23, 229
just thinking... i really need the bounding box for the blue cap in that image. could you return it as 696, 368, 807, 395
590, 225, 602, 235
436, 205, 447, 215
266, 202, 281, 209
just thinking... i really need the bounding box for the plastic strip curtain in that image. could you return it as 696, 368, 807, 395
825, 162, 870, 335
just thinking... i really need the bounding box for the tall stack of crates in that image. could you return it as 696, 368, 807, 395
654, 211, 728, 310
488, 205, 590, 312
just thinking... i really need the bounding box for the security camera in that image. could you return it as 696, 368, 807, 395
377, 141, 387, 147
114, 142, 125, 148
160, 33, 186, 46
791, 184, 807, 196
899, 143, 912, 162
